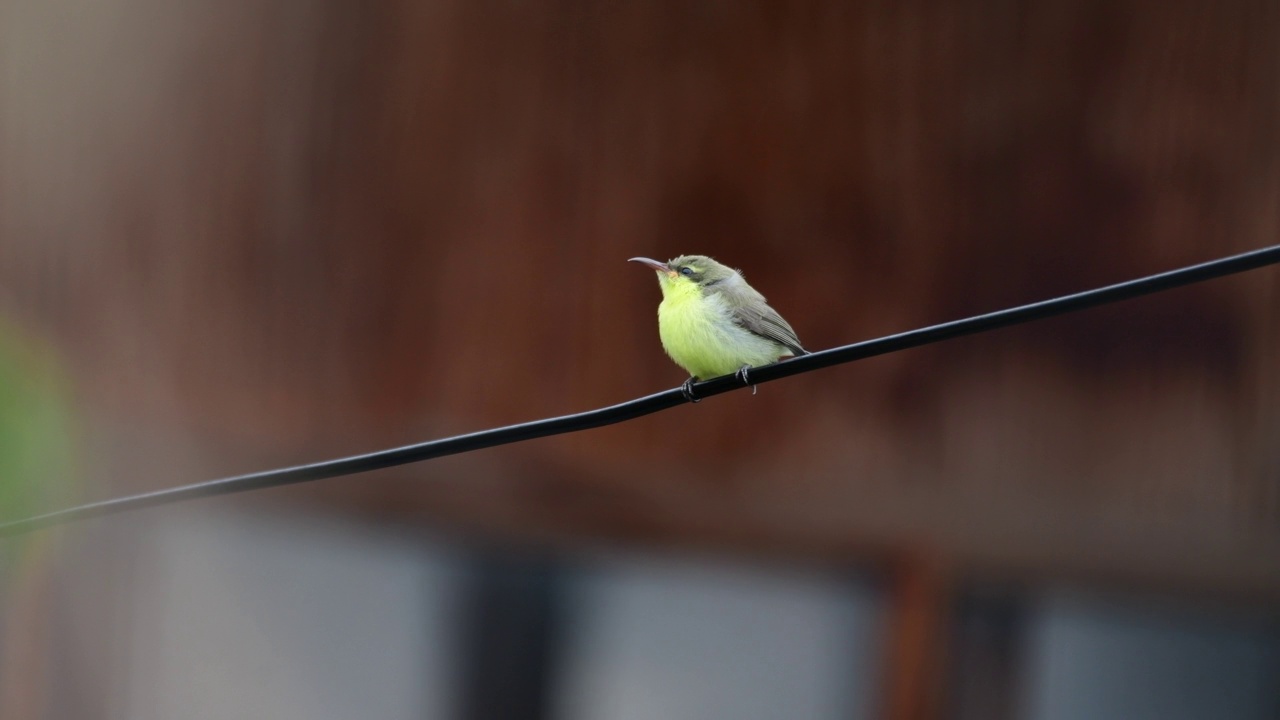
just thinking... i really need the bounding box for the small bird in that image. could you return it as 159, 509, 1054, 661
629, 254, 807, 401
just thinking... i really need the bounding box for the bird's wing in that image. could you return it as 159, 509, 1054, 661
708, 278, 807, 356
731, 303, 808, 356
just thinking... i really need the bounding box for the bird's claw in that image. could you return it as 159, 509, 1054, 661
680, 376, 701, 403
735, 365, 758, 395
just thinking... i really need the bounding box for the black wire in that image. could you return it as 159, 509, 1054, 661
3, 244, 1278, 536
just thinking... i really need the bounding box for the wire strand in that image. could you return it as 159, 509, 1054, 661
3, 243, 1278, 536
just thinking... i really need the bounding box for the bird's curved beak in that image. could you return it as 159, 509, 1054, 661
628, 257, 675, 277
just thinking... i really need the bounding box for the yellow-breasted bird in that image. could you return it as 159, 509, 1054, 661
629, 254, 808, 400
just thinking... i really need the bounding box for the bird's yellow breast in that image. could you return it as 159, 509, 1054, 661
655, 275, 786, 380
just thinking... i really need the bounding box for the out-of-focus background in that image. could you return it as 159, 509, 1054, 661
2, 1, 1279, 718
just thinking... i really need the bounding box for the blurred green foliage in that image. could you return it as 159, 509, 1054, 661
0, 320, 77, 557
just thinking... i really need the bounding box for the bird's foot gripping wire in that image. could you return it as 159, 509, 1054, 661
680, 376, 701, 403
735, 365, 758, 395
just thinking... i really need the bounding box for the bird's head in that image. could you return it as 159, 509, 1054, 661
628, 255, 737, 297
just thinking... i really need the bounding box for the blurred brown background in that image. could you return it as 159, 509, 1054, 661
1, 1, 1278, 719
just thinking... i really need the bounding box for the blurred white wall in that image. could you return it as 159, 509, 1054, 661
1022, 592, 1280, 720
553, 559, 885, 720
119, 512, 463, 720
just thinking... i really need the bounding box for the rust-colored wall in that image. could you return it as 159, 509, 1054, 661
2, 0, 1277, 590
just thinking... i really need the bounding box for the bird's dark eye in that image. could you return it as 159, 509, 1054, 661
679, 266, 694, 277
